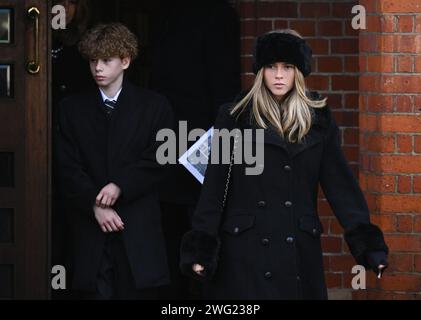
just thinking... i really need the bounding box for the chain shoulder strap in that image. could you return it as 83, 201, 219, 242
222, 129, 240, 210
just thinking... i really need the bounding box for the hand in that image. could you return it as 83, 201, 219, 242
96, 183, 121, 208
377, 264, 387, 279
192, 264, 205, 276
93, 205, 125, 233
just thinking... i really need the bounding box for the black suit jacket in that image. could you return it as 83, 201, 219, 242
57, 77, 173, 291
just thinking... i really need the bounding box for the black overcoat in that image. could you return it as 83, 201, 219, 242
180, 94, 388, 299
57, 78, 173, 291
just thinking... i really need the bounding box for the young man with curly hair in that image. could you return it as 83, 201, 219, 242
57, 23, 173, 299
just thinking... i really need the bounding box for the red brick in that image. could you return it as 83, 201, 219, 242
318, 57, 342, 73
379, 195, 421, 212
330, 255, 357, 273
397, 15, 414, 33
344, 20, 359, 37
381, 15, 395, 33
365, 291, 395, 300
377, 34, 394, 52
258, 1, 297, 18
415, 56, 421, 73
344, 94, 358, 110
329, 219, 343, 234
413, 176, 421, 193
306, 75, 329, 91
388, 254, 413, 272
344, 128, 359, 146
289, 21, 315, 37
318, 198, 333, 216
359, 0, 378, 13
239, 2, 256, 19
397, 136, 413, 153
396, 95, 414, 113
397, 214, 413, 232
241, 20, 255, 37
318, 21, 343, 36
333, 111, 359, 127
417, 16, 421, 32
415, 255, 421, 272
257, 20, 273, 36
241, 38, 254, 55
370, 156, 421, 174
366, 135, 395, 153
367, 55, 394, 73
273, 20, 288, 30
360, 114, 379, 133
380, 1, 421, 13
325, 94, 342, 109
385, 235, 421, 252
366, 16, 381, 32
394, 293, 417, 300
366, 174, 396, 193
395, 35, 421, 54
332, 76, 358, 91
361, 75, 421, 94
325, 273, 342, 288
332, 2, 355, 18
332, 39, 359, 54
415, 216, 421, 232
371, 214, 397, 232
416, 136, 421, 153
367, 95, 394, 113
378, 274, 421, 292
344, 56, 358, 72
321, 236, 343, 253
241, 56, 253, 74
378, 115, 421, 133
416, 96, 421, 112
306, 39, 329, 55
396, 56, 414, 73
359, 55, 367, 72
300, 2, 330, 18
343, 146, 359, 162
360, 34, 378, 53
241, 74, 255, 90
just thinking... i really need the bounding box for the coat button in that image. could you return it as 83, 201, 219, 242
284, 165, 292, 171
261, 238, 269, 246
296, 275, 301, 281
286, 236, 295, 244
60, 84, 67, 92
312, 228, 318, 235
233, 227, 240, 234
257, 201, 266, 208
264, 272, 272, 279
285, 201, 293, 207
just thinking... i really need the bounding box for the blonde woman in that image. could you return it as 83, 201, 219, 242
180, 30, 388, 300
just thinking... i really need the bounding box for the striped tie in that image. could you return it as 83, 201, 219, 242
104, 99, 117, 117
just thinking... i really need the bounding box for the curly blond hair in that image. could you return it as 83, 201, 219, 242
78, 23, 138, 60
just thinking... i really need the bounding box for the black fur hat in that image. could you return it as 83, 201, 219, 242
252, 32, 313, 77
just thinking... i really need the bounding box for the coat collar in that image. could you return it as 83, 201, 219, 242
232, 92, 331, 158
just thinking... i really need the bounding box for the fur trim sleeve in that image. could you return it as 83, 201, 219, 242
344, 223, 389, 269
179, 230, 220, 281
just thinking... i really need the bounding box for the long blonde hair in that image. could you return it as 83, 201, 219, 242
231, 29, 327, 143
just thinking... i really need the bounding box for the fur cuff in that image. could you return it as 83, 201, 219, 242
344, 223, 389, 268
180, 230, 220, 281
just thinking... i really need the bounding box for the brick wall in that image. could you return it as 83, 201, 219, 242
357, 0, 421, 300
237, 0, 360, 299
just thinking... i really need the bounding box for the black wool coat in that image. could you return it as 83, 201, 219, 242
57, 78, 173, 291
180, 95, 388, 299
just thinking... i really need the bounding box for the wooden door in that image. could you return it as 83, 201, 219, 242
0, 0, 50, 299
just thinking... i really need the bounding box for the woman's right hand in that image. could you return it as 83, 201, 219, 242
192, 264, 205, 276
